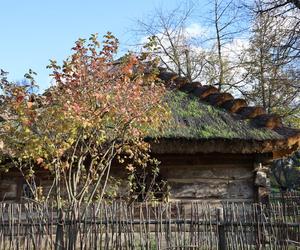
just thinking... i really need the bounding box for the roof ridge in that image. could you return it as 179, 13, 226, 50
158, 68, 284, 130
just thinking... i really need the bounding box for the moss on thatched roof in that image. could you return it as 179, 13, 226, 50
146, 66, 300, 154
159, 91, 284, 141
147, 90, 300, 155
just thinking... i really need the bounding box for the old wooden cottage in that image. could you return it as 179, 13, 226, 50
1, 69, 300, 203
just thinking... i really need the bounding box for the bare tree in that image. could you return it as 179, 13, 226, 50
242, 1, 300, 119
136, 2, 209, 82
250, 0, 300, 63
192, 0, 248, 92
259, 0, 300, 12
135, 0, 248, 92
211, 0, 241, 89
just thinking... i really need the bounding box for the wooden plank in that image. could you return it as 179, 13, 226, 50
168, 179, 254, 200
160, 164, 254, 179
154, 153, 259, 165
0, 180, 18, 200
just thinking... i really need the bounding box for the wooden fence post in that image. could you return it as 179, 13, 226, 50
55, 209, 64, 250
218, 208, 227, 250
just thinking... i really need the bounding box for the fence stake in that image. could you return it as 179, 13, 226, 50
55, 209, 64, 250
218, 208, 226, 250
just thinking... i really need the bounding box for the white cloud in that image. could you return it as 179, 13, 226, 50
223, 38, 249, 61
184, 23, 210, 39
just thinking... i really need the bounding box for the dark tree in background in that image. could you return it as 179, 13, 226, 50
271, 151, 300, 191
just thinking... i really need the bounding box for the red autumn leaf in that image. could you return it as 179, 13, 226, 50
16, 95, 24, 102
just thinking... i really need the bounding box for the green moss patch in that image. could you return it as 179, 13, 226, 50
157, 91, 283, 140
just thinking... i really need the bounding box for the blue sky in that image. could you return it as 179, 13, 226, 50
0, 0, 187, 90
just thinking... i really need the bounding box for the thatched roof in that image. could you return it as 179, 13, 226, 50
162, 91, 285, 141
149, 69, 300, 156
1, 68, 299, 157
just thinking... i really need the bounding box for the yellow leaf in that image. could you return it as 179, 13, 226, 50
36, 157, 44, 165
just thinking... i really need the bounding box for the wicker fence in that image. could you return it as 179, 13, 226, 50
0, 201, 300, 250
270, 191, 300, 205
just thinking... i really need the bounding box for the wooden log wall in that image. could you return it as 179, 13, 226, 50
157, 154, 256, 203
0, 153, 267, 203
